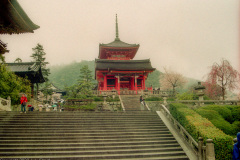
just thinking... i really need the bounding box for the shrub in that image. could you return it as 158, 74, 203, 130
196, 109, 234, 136
196, 105, 240, 136
225, 105, 240, 122
199, 105, 233, 123
169, 103, 233, 160
145, 97, 163, 101
93, 96, 103, 101
176, 92, 198, 100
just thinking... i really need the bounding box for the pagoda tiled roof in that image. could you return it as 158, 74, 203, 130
100, 39, 139, 48
0, 0, 40, 34
6, 62, 40, 72
95, 59, 155, 71
6, 62, 45, 83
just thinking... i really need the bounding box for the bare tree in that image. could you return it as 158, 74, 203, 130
160, 67, 186, 95
206, 59, 240, 100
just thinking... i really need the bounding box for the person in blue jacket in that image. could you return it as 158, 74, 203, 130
233, 132, 240, 160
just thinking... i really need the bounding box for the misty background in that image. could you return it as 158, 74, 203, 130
1, 0, 239, 81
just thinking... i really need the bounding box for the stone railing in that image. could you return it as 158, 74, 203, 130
160, 104, 215, 160
0, 97, 11, 111
174, 100, 240, 106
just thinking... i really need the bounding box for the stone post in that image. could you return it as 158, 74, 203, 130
198, 137, 203, 160
206, 139, 215, 160
7, 96, 11, 111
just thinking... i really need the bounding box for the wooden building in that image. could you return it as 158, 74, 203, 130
0, 0, 39, 54
95, 15, 155, 94
6, 62, 45, 97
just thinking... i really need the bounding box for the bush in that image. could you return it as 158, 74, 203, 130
93, 96, 103, 101
145, 97, 163, 101
196, 109, 234, 136
198, 105, 233, 123
169, 103, 233, 160
195, 105, 240, 136
176, 92, 198, 100
225, 105, 240, 122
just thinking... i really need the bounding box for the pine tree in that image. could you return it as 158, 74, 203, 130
31, 43, 50, 81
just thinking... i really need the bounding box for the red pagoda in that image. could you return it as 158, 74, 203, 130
95, 15, 155, 94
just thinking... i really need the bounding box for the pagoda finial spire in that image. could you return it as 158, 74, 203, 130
115, 14, 120, 41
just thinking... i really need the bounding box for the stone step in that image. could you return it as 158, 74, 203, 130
0, 140, 180, 148
0, 135, 176, 141
1, 137, 177, 144
0, 151, 188, 159
0, 133, 173, 139
0, 111, 189, 159
0, 147, 184, 156
0, 144, 181, 152
0, 128, 170, 134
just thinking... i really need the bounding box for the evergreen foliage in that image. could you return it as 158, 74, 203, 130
145, 70, 162, 88
64, 65, 95, 99
169, 103, 233, 160
31, 43, 50, 81
195, 105, 240, 136
49, 60, 96, 89
0, 63, 31, 104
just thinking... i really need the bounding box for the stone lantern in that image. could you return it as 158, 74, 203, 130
112, 88, 117, 99
194, 82, 205, 101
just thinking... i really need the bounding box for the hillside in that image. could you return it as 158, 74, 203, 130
48, 60, 198, 91
49, 60, 96, 89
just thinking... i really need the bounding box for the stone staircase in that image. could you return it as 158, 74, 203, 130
0, 111, 189, 159
120, 95, 148, 111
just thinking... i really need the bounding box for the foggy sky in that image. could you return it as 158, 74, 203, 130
1, 0, 239, 81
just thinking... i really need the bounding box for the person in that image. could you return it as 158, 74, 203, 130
140, 95, 143, 103
20, 94, 27, 113
57, 100, 61, 111
233, 132, 240, 160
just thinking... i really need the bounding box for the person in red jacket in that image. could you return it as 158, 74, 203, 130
20, 94, 27, 113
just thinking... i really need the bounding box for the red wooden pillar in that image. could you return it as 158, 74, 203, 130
115, 77, 118, 90
131, 77, 134, 90
143, 75, 146, 90
134, 75, 137, 94
103, 74, 107, 90
117, 75, 120, 94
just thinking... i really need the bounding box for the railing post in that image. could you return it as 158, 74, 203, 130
198, 137, 203, 160
206, 139, 215, 160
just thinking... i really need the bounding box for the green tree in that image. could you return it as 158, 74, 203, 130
65, 65, 94, 99
14, 58, 22, 63
0, 63, 31, 104
31, 43, 50, 81
41, 82, 53, 102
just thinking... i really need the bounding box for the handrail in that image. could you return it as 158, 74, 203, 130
118, 95, 125, 112
159, 104, 217, 160
174, 100, 239, 105
160, 104, 199, 153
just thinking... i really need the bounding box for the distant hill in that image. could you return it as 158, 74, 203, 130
48, 60, 199, 91
49, 60, 96, 89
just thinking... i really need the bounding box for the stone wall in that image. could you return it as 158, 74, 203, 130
145, 101, 163, 111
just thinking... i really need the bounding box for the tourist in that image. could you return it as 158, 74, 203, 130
140, 95, 143, 103
57, 100, 61, 111
233, 132, 240, 160
20, 94, 27, 113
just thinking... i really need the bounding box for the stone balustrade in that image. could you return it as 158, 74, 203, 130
0, 97, 11, 111
174, 100, 240, 106
160, 104, 215, 160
